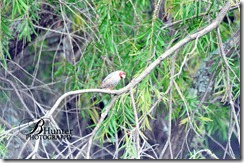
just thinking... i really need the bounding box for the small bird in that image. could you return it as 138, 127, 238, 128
100, 70, 126, 90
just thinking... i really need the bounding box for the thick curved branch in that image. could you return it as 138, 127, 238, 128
45, 1, 231, 119
119, 1, 231, 94
45, 89, 117, 118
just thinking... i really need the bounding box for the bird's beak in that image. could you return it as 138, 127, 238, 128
121, 74, 126, 79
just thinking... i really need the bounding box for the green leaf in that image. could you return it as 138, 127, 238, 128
180, 117, 188, 125
199, 116, 213, 122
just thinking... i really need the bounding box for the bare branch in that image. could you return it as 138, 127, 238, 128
216, 27, 240, 144
85, 96, 118, 159
45, 1, 231, 120
217, 27, 239, 159
130, 88, 140, 159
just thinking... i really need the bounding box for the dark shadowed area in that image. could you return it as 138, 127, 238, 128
0, 0, 240, 159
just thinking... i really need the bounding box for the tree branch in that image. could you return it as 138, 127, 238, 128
37, 1, 232, 159
45, 1, 231, 120
130, 88, 140, 159
85, 96, 118, 159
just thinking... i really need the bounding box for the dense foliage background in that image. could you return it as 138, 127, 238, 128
0, 0, 240, 159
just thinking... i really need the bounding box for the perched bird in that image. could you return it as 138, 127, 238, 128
100, 70, 126, 90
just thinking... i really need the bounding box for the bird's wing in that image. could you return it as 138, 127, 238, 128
100, 71, 119, 88
101, 74, 113, 88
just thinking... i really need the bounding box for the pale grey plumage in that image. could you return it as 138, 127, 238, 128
100, 70, 126, 90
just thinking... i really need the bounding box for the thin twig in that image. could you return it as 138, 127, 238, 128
160, 3, 239, 31
173, 80, 202, 138
159, 138, 169, 159
206, 133, 232, 158
0, 2, 232, 159
44, 0, 231, 120
171, 36, 199, 79
85, 96, 118, 159
216, 27, 240, 144
190, 149, 219, 159
217, 27, 238, 159
167, 51, 177, 159
130, 88, 140, 159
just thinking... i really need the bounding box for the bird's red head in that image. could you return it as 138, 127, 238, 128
119, 71, 126, 79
